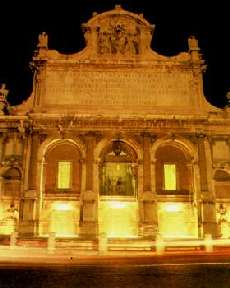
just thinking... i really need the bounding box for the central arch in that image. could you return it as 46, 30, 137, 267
97, 138, 140, 238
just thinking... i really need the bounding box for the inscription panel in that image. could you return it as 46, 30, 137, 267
45, 69, 193, 109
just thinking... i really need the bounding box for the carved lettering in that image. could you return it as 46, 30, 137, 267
45, 70, 192, 108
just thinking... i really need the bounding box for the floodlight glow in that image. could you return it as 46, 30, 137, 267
53, 203, 72, 211
109, 201, 126, 209
164, 203, 182, 212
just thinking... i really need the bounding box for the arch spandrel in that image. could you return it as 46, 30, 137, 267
214, 169, 230, 181
94, 136, 142, 162
151, 137, 197, 163
153, 138, 195, 196
38, 137, 86, 162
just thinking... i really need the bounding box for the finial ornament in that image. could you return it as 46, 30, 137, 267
115, 4, 122, 10
226, 91, 230, 107
188, 35, 199, 51
37, 32, 48, 49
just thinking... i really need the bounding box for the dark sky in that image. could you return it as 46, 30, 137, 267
0, 0, 229, 108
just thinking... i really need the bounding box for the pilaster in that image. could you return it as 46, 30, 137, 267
80, 133, 98, 238
197, 134, 217, 238
19, 132, 39, 236
140, 133, 157, 239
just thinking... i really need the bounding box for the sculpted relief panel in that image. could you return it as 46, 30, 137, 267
96, 16, 141, 55
81, 7, 154, 58
45, 69, 193, 110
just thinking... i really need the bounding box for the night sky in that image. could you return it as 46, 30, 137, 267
0, 0, 229, 108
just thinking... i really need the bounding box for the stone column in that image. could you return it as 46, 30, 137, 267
19, 133, 39, 236
36, 159, 46, 235
91, 26, 98, 58
0, 135, 3, 198
0, 176, 3, 199
141, 134, 157, 239
0, 133, 3, 163
197, 134, 217, 238
33, 62, 47, 109
191, 160, 202, 238
151, 157, 158, 238
28, 133, 39, 191
80, 133, 98, 238
138, 159, 144, 237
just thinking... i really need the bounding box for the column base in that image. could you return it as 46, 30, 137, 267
18, 220, 37, 236
140, 223, 158, 239
202, 222, 218, 239
80, 221, 98, 239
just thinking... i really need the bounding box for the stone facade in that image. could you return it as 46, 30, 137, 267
0, 5, 230, 241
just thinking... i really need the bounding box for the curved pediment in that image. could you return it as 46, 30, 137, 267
81, 5, 155, 58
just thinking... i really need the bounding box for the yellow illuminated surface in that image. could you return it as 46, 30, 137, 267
164, 164, 176, 190
0, 219, 15, 235
220, 222, 230, 239
52, 203, 72, 211
0, 204, 17, 235
158, 202, 198, 238
101, 163, 135, 196
109, 201, 127, 209
164, 203, 182, 212
99, 201, 138, 237
39, 201, 79, 237
217, 204, 230, 238
57, 161, 71, 189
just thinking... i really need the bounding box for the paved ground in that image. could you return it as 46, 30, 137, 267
0, 246, 230, 266
0, 249, 229, 288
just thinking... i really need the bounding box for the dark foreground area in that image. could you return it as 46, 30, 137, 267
0, 262, 229, 288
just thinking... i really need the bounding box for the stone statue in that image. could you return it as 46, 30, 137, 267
188, 35, 199, 50
0, 83, 9, 100
0, 84, 9, 115
115, 177, 124, 194
37, 32, 48, 48
98, 31, 111, 54
226, 91, 230, 107
97, 22, 140, 56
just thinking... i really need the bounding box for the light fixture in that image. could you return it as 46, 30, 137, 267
112, 140, 122, 156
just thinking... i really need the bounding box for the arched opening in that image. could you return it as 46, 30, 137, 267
45, 142, 82, 195
98, 140, 138, 238
99, 140, 137, 197
214, 169, 230, 238
155, 144, 191, 195
2, 167, 21, 197
155, 142, 198, 238
39, 140, 82, 237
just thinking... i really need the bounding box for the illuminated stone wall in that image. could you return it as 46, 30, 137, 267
158, 203, 198, 238
216, 203, 230, 239
0, 200, 19, 235
39, 201, 80, 237
0, 6, 229, 242
99, 200, 138, 237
